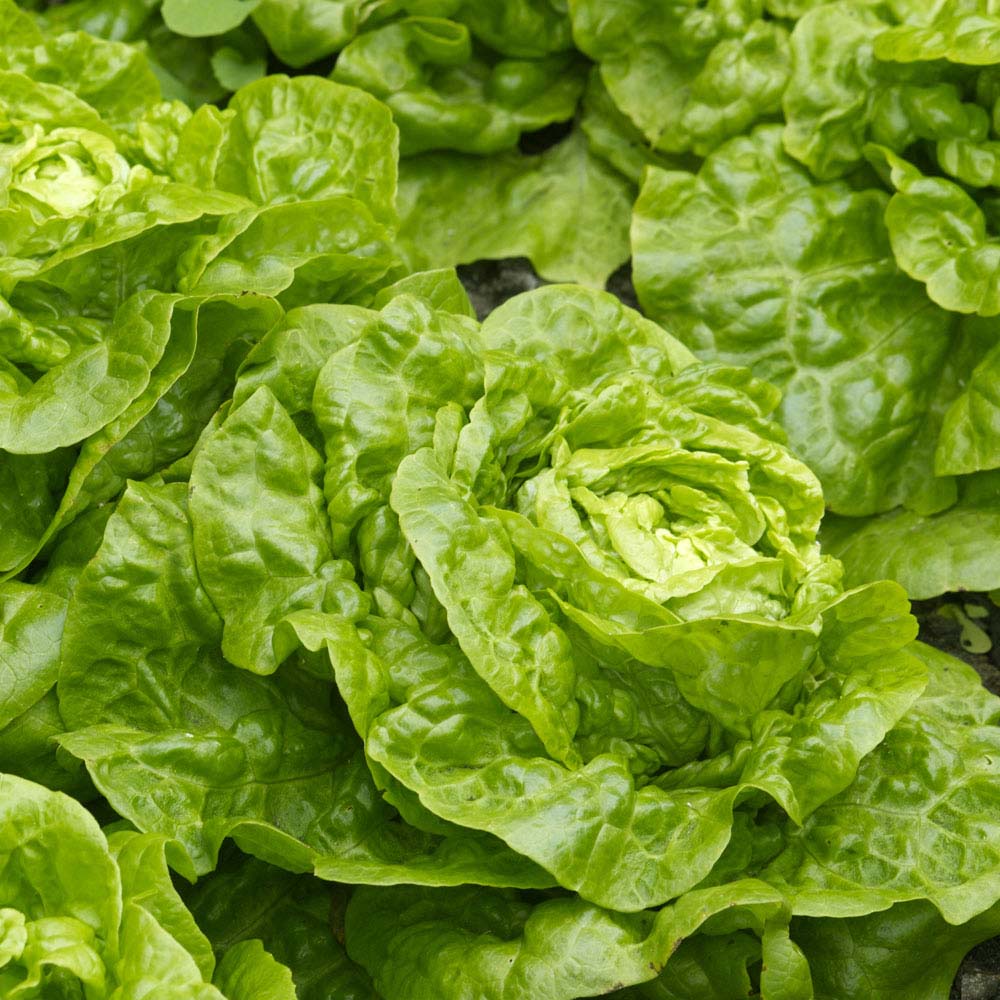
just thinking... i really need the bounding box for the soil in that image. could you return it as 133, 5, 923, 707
457, 256, 1000, 1000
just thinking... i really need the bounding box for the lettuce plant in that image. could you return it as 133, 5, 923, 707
5, 2, 1000, 998
32, 280, 1000, 997
0, 773, 301, 999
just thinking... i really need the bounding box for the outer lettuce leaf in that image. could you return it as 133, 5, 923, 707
0, 689, 92, 796
0, 448, 74, 574
823, 472, 1000, 599
184, 852, 380, 1000
0, 292, 176, 454
345, 880, 806, 1000
162, 0, 263, 36
213, 940, 297, 1000
632, 125, 963, 519
181, 197, 399, 308
312, 293, 483, 557
0, 583, 65, 731
56, 479, 554, 889
250, 0, 379, 67
189, 385, 364, 675
0, 0, 162, 124
875, 1, 1000, 65
333, 17, 585, 155
396, 131, 632, 285
370, 267, 476, 317
428, 0, 574, 57
795, 899, 1000, 1000
0, 293, 280, 579
201, 75, 398, 222
870, 144, 1000, 317
765, 642, 1000, 924
569, 0, 791, 156
579, 69, 687, 185
936, 338, 1000, 474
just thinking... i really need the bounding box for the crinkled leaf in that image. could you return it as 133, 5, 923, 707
765, 642, 1000, 924
213, 940, 297, 1000
397, 131, 632, 285
210, 75, 398, 223
184, 852, 380, 1000
346, 880, 797, 1000
0, 583, 66, 731
190, 385, 363, 674
0, 291, 176, 454
937, 337, 1000, 475
871, 144, 1000, 316
783, 1, 988, 179
57, 480, 553, 889
795, 898, 1000, 1000
570, 0, 791, 156
823, 472, 1000, 598
632, 126, 961, 518
875, 2, 1000, 65
333, 17, 585, 155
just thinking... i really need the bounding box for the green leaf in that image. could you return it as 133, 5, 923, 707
579, 68, 687, 185
183, 198, 399, 308
333, 17, 585, 155
212, 75, 398, 223
783, 1, 988, 179
570, 0, 790, 155
823, 472, 1000, 598
371, 268, 476, 317
109, 830, 217, 980
345, 880, 796, 999
184, 852, 380, 1000
397, 131, 632, 285
795, 899, 1000, 1000
632, 126, 962, 518
214, 940, 297, 1000
444, 0, 574, 57
313, 612, 740, 911
0, 689, 93, 797
58, 480, 552, 889
313, 293, 483, 556
0, 583, 66, 731
0, 292, 177, 454
162, 0, 262, 37
870, 144, 1000, 316
189, 386, 362, 675
875, 3, 1000, 65
393, 448, 582, 765
765, 641, 1000, 925
251, 0, 374, 67
936, 338, 1000, 474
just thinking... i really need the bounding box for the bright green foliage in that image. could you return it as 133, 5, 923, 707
875, 0, 1000, 65
632, 127, 964, 519
570, 0, 791, 156
632, 117, 1000, 598
333, 17, 585, 155
0, 772, 293, 998
823, 473, 1000, 599
870, 144, 1000, 316
782, 2, 987, 181
397, 131, 633, 284
6, 2, 1000, 998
